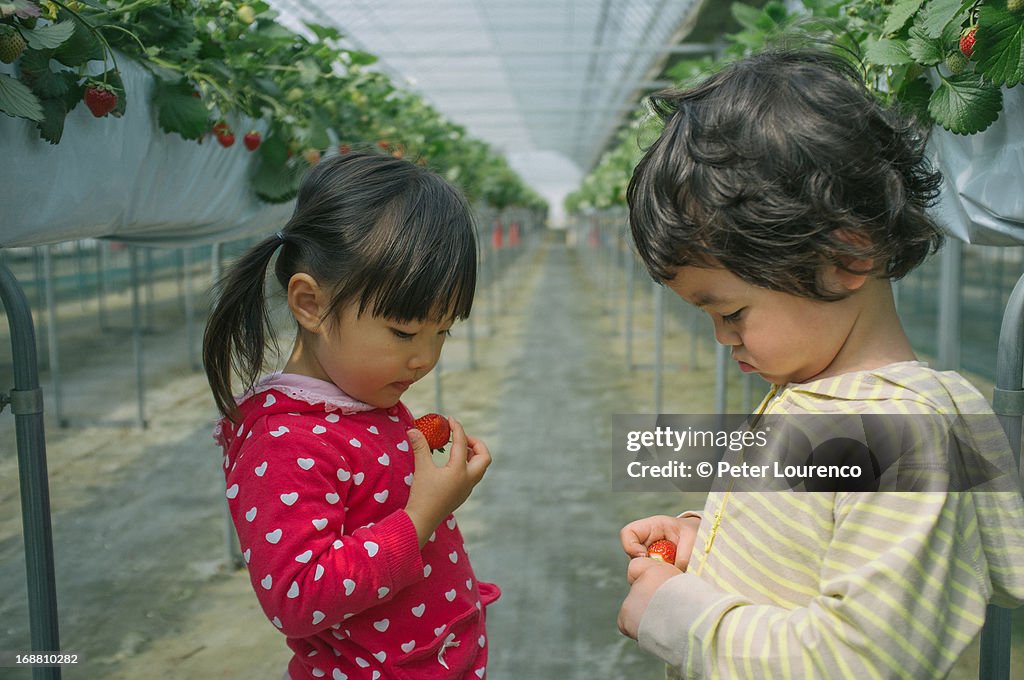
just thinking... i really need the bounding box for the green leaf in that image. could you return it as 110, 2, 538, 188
305, 22, 341, 42
132, 6, 195, 54
252, 158, 303, 203
906, 24, 945, 65
975, 3, 1024, 87
152, 76, 209, 139
883, 0, 926, 35
0, 72, 44, 121
915, 0, 964, 39
20, 19, 74, 50
346, 49, 377, 66
53, 11, 103, 66
896, 76, 934, 126
865, 38, 914, 66
35, 96, 67, 144
731, 2, 765, 32
19, 48, 67, 99
928, 73, 1003, 134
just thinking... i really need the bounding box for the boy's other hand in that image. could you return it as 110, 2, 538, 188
618, 557, 681, 640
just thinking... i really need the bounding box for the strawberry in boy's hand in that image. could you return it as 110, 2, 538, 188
647, 539, 677, 565
413, 413, 451, 451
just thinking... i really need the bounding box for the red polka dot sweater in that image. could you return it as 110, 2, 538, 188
215, 373, 500, 680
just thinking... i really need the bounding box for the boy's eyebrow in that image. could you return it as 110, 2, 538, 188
692, 291, 727, 308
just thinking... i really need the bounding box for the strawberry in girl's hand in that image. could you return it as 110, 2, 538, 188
647, 539, 677, 565
413, 413, 451, 451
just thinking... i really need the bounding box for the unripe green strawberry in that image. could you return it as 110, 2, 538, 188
0, 27, 27, 64
944, 51, 968, 75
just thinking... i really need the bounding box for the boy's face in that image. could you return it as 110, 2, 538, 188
666, 265, 859, 386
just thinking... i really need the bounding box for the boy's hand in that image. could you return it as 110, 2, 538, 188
618, 557, 681, 640
404, 417, 491, 548
620, 514, 701, 570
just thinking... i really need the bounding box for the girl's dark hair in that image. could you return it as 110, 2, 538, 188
203, 152, 478, 419
627, 48, 944, 299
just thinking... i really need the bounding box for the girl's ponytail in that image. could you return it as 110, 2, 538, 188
203, 233, 285, 421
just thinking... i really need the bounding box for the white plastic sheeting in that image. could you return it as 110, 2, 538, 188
931, 86, 1024, 247
1, 55, 294, 249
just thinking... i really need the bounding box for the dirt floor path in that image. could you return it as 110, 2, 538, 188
1, 232, 1020, 679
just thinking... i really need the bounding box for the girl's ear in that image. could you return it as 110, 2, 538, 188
287, 273, 326, 333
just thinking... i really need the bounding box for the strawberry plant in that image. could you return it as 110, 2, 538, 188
0, 0, 545, 212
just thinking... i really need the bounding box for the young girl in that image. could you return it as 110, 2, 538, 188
203, 152, 499, 680
618, 49, 1024, 678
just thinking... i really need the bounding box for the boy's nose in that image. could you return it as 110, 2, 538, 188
712, 320, 741, 347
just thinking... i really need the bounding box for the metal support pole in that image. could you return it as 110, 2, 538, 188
625, 253, 635, 369
937, 239, 962, 370
653, 283, 664, 414
714, 343, 729, 413
41, 247, 66, 428
183, 248, 198, 371
466, 314, 477, 371
979, 270, 1024, 680
434, 357, 444, 414
129, 248, 147, 429
0, 261, 62, 680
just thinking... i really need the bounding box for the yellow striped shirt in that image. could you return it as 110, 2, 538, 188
638, 362, 1024, 679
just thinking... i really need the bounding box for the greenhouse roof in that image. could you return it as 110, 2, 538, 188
269, 0, 714, 215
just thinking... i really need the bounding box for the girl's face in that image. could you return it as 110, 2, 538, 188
295, 301, 452, 409
666, 265, 860, 386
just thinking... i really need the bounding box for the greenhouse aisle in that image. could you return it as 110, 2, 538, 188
463, 237, 668, 678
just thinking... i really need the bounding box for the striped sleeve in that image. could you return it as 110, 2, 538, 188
637, 491, 996, 679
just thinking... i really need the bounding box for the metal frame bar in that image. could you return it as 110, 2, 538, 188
0, 259, 62, 680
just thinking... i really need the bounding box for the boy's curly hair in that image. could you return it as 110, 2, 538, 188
626, 48, 944, 300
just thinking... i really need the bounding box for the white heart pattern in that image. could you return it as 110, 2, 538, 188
255, 461, 267, 476
312, 610, 326, 625
280, 492, 299, 506
364, 541, 379, 557
401, 640, 416, 653
396, 440, 409, 452
377, 586, 390, 599
352, 472, 365, 486
326, 413, 340, 423
261, 574, 273, 589
333, 670, 347, 680
225, 484, 239, 499
411, 604, 426, 617
377, 453, 390, 466
423, 564, 432, 578
312, 668, 324, 678
295, 550, 313, 563
404, 473, 414, 486
270, 426, 289, 437
314, 564, 325, 581
478, 635, 486, 648
245, 507, 257, 522
355, 657, 370, 668
263, 394, 276, 407
373, 619, 389, 632
348, 438, 362, 448
445, 589, 457, 602
272, 616, 283, 629
373, 490, 389, 503
373, 651, 386, 663
448, 551, 459, 563
266, 529, 282, 544
446, 517, 457, 530
312, 518, 328, 530
325, 493, 340, 504
475, 669, 485, 678
297, 457, 314, 470
367, 426, 379, 434
336, 468, 351, 482
312, 425, 327, 435
343, 579, 356, 596
243, 548, 251, 563
434, 625, 446, 636
287, 582, 300, 598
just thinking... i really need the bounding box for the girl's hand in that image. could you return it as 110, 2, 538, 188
618, 557, 681, 640
404, 417, 491, 548
620, 514, 701, 571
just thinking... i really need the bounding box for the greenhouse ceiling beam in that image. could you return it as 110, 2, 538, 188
386, 44, 717, 58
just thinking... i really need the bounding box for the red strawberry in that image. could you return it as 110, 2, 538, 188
413, 413, 451, 451
216, 131, 235, 147
302, 148, 321, 165
83, 82, 118, 117
647, 539, 677, 565
243, 130, 261, 151
959, 26, 977, 59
